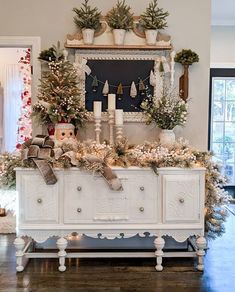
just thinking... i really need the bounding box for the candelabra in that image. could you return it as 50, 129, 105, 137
108, 110, 115, 145
94, 117, 101, 144
115, 124, 123, 141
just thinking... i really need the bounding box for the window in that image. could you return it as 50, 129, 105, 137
210, 69, 235, 186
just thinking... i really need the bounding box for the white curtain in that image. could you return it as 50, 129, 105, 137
0, 64, 22, 152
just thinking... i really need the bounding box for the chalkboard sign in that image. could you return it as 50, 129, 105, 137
85, 59, 154, 113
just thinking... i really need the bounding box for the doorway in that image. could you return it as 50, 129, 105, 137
0, 47, 32, 152
0, 36, 41, 152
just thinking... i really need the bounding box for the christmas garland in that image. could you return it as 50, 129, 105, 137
0, 138, 229, 239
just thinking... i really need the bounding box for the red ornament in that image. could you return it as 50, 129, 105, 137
16, 143, 22, 149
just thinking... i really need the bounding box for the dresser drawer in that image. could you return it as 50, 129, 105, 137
127, 176, 158, 223
20, 174, 59, 223
162, 174, 200, 223
63, 173, 158, 224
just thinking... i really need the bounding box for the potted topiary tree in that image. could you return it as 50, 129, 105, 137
106, 0, 134, 45
73, 0, 101, 45
140, 0, 169, 45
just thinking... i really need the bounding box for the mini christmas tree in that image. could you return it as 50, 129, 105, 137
138, 78, 145, 96
92, 76, 98, 92
102, 80, 109, 96
140, 0, 169, 30
32, 45, 89, 128
106, 0, 134, 30
117, 83, 123, 99
159, 61, 164, 73
130, 81, 137, 98
73, 0, 101, 30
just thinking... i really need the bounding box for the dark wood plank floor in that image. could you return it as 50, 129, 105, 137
0, 206, 235, 292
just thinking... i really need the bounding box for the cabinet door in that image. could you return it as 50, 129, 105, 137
20, 173, 59, 223
162, 174, 200, 223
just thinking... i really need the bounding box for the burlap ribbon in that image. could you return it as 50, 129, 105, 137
84, 154, 123, 191
21, 135, 57, 185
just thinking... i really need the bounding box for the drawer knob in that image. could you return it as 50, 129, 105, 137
140, 186, 145, 191
37, 198, 42, 204
179, 198, 185, 204
77, 208, 82, 213
139, 207, 144, 212
77, 186, 82, 192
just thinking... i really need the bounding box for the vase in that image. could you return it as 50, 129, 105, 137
82, 28, 95, 45
159, 129, 175, 145
179, 65, 189, 102
145, 29, 157, 45
112, 29, 126, 45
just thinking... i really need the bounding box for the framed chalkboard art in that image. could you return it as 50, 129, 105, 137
74, 49, 172, 122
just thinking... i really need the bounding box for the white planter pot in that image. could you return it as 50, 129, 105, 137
113, 29, 126, 45
82, 29, 95, 45
159, 129, 175, 145
145, 29, 158, 46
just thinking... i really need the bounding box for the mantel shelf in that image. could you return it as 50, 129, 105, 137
64, 44, 172, 51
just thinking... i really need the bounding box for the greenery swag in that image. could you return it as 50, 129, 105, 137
0, 139, 229, 239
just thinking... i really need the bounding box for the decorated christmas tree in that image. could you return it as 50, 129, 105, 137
32, 44, 89, 128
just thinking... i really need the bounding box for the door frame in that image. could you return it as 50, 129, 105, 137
0, 36, 41, 103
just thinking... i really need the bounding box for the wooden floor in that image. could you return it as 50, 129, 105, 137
0, 206, 235, 292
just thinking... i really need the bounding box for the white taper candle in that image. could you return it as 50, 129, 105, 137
93, 101, 102, 118
108, 94, 116, 110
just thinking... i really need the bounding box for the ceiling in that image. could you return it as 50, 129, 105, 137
212, 0, 235, 25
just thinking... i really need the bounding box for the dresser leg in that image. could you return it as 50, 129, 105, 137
14, 237, 25, 272
154, 237, 165, 271
196, 236, 207, 271
56, 237, 68, 272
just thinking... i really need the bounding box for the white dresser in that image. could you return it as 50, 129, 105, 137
14, 167, 207, 272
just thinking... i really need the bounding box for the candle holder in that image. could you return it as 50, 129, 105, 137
94, 117, 101, 144
115, 124, 123, 142
108, 110, 115, 145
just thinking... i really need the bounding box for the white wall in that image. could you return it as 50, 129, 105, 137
0, 0, 211, 150
211, 26, 235, 67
